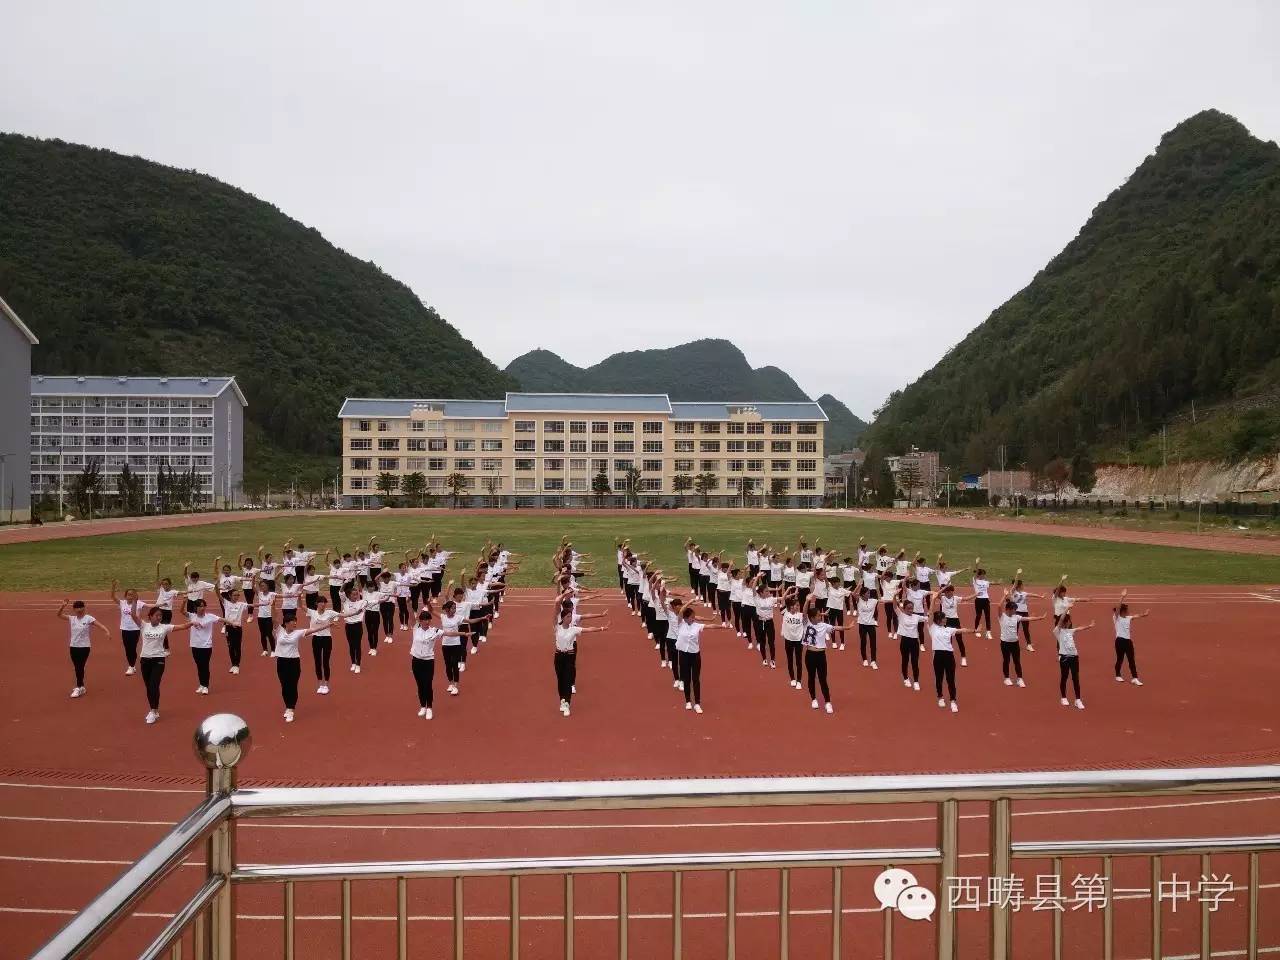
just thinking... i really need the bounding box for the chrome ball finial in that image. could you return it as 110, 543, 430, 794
193, 714, 252, 770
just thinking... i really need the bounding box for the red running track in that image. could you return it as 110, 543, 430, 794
2, 585, 1279, 958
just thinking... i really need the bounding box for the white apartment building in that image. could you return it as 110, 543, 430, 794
338, 393, 828, 508
29, 376, 247, 510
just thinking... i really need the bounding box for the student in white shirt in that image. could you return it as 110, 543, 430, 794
1051, 579, 1092, 627
779, 593, 807, 688
825, 581, 850, 650
221, 588, 249, 674
801, 599, 850, 713
893, 595, 924, 690
1112, 593, 1151, 685
794, 564, 814, 609
553, 607, 609, 717
109, 579, 146, 674
137, 606, 196, 724
971, 567, 993, 639
187, 598, 230, 694
152, 568, 179, 626
301, 564, 322, 612
393, 563, 414, 631
438, 599, 481, 695
253, 580, 278, 655
361, 581, 384, 656
935, 584, 967, 665
409, 608, 445, 718
181, 566, 215, 615
57, 599, 110, 697
1005, 574, 1045, 651
307, 595, 342, 693
340, 584, 369, 672
997, 600, 1045, 687
237, 555, 260, 609
215, 560, 238, 612
278, 573, 303, 626
367, 539, 385, 583
377, 571, 398, 643
1054, 613, 1096, 709
729, 571, 748, 640
927, 611, 979, 713
327, 558, 346, 610
273, 617, 332, 722
746, 541, 761, 578
854, 587, 880, 669
750, 575, 777, 667
674, 603, 729, 713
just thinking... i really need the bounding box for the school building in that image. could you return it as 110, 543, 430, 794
337, 393, 828, 508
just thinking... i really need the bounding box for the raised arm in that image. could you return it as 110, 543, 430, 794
56, 599, 72, 620
109, 579, 120, 603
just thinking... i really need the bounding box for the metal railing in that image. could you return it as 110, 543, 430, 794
30, 714, 1280, 960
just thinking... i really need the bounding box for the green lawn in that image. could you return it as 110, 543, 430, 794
2, 513, 1278, 593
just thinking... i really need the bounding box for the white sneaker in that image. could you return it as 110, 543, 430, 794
961, 657, 968, 667
563, 706, 571, 717
746, 641, 753, 649
145, 711, 158, 724
677, 680, 685, 691
1132, 678, 1143, 686
1115, 675, 1125, 682
571, 685, 577, 694
824, 703, 834, 714
493, 612, 500, 621
1026, 644, 1036, 652
70, 687, 83, 698
950, 701, 959, 713
480, 637, 487, 644
912, 681, 920, 691
838, 643, 845, 650
448, 684, 458, 695
770, 660, 777, 669
985, 631, 992, 640
871, 662, 878, 670
903, 678, 911, 687
685, 702, 693, 711
1016, 678, 1026, 687
919, 642, 925, 652
425, 708, 433, 719
284, 709, 295, 722
673, 679, 680, 689
417, 707, 426, 717
384, 637, 393, 645
369, 648, 378, 657
459, 662, 466, 672
350, 664, 356, 672
1003, 677, 1013, 686
863, 659, 869, 667
811, 699, 819, 709
270, 651, 277, 658
199, 686, 209, 695
353, 665, 361, 674
125, 666, 135, 676
938, 698, 946, 708
401, 625, 408, 632
230, 665, 239, 674
693, 704, 703, 714
654, 642, 660, 650
648, 633, 655, 640
1075, 699, 1085, 710
261, 650, 269, 657
1061, 697, 1069, 706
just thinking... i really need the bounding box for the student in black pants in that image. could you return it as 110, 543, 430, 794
340, 584, 367, 673
58, 599, 111, 697
137, 607, 196, 724
926, 611, 978, 713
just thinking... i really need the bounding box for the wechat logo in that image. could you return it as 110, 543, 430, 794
874, 868, 936, 921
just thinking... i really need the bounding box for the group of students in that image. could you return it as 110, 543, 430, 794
58, 536, 526, 724
608, 535, 1151, 715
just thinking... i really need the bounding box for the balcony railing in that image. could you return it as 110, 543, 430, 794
28, 714, 1280, 960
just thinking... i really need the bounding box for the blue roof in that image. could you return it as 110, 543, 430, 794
31, 375, 245, 405
337, 398, 507, 419
671, 401, 828, 422
505, 393, 673, 414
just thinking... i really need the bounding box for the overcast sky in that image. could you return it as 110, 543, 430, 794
4, 2, 1278, 417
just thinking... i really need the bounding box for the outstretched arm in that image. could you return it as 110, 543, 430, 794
109, 579, 120, 603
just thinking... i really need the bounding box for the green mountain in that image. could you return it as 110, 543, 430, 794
507, 338, 812, 401
861, 109, 1280, 473
816, 394, 868, 452
0, 133, 517, 488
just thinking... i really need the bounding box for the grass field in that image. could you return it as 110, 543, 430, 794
3, 512, 1280, 592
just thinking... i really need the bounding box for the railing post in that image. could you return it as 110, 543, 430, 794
989, 798, 1012, 960
937, 799, 958, 960
193, 715, 250, 960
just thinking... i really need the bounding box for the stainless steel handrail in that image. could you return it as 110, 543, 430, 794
1012, 834, 1280, 858
228, 764, 1280, 818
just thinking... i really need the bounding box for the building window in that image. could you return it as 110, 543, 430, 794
350, 458, 372, 471
481, 458, 502, 472
747, 460, 764, 472
570, 421, 587, 434
378, 438, 401, 451
569, 458, 588, 471
378, 458, 400, 471
673, 422, 694, 434
454, 458, 475, 471
591, 421, 609, 434
514, 477, 536, 491
771, 423, 792, 435
515, 459, 535, 471
797, 441, 818, 453
544, 420, 565, 434
407, 457, 427, 470
482, 421, 504, 432
427, 420, 445, 434
514, 439, 536, 452
544, 459, 564, 471
377, 421, 390, 432
407, 438, 426, 451
514, 420, 536, 433
771, 440, 792, 452
747, 422, 764, 434
544, 478, 565, 491
428, 438, 448, 451
728, 459, 745, 472
411, 421, 425, 432
797, 460, 817, 472
642, 440, 663, 453
674, 440, 694, 453
699, 441, 721, 453
700, 460, 720, 472
481, 439, 503, 452
797, 423, 818, 435
570, 477, 588, 491
356, 420, 371, 432
674, 459, 694, 472
591, 459, 608, 473
569, 439, 587, 453
613, 459, 633, 472
771, 459, 791, 471
613, 440, 634, 453
727, 422, 745, 435
543, 439, 564, 453
774, 478, 792, 491
591, 440, 609, 453
454, 439, 475, 451
612, 421, 634, 434
428, 458, 446, 471
745, 440, 763, 452
452, 421, 475, 433
797, 477, 817, 490
640, 478, 661, 491
727, 441, 745, 453
350, 477, 371, 490
642, 459, 662, 472
700, 423, 721, 434
642, 421, 663, 434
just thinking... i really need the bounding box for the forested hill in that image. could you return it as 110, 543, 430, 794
507, 339, 867, 450
0, 134, 517, 481
861, 109, 1280, 472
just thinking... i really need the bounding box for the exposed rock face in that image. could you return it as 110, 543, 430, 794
1091, 457, 1280, 501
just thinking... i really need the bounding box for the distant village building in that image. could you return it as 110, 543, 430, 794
887, 447, 940, 505
1, 296, 39, 522
980, 469, 1033, 499
824, 449, 866, 503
